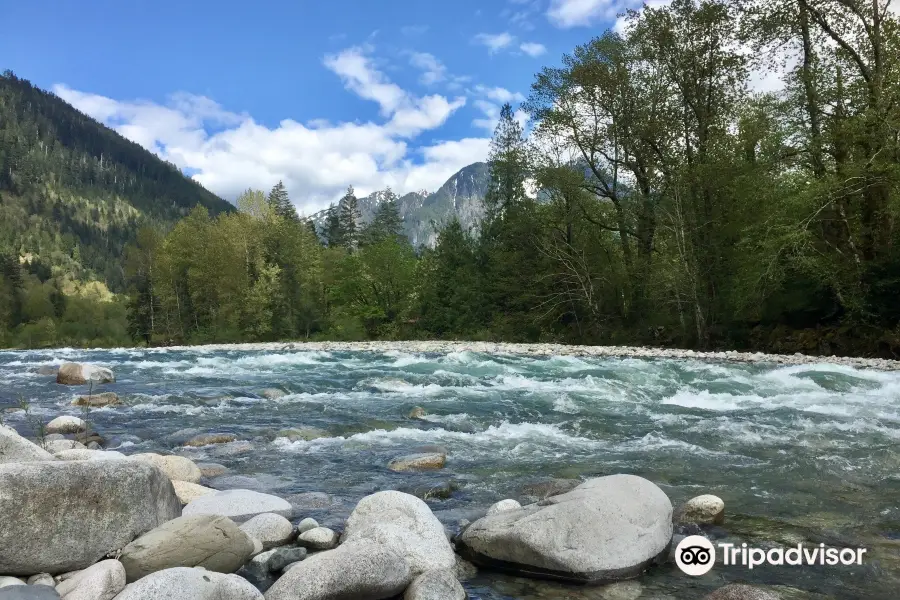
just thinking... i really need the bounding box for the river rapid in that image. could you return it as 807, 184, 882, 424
1, 342, 899, 599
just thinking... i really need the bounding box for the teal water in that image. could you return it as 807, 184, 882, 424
1, 347, 898, 599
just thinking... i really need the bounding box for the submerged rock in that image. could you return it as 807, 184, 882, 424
457, 474, 672, 584
197, 462, 229, 478
675, 494, 725, 525
275, 428, 328, 442
112, 567, 262, 600
56, 363, 114, 386
0, 425, 55, 464
130, 453, 202, 483
183, 489, 292, 523
184, 433, 238, 447
0, 460, 181, 575
388, 453, 446, 472
71, 392, 120, 408
286, 492, 335, 511
403, 569, 465, 600
55, 559, 125, 600
703, 584, 781, 600
260, 388, 287, 400
408, 406, 426, 419
519, 478, 580, 501
45, 416, 87, 435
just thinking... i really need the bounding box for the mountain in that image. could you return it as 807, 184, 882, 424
311, 162, 491, 247
0, 71, 234, 291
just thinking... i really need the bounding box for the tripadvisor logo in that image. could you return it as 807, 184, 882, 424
674, 535, 867, 576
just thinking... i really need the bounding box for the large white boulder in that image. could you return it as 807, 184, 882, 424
239, 514, 295, 550
129, 453, 202, 483
0, 425, 55, 464
111, 567, 262, 600
0, 461, 181, 575
183, 489, 292, 523
341, 491, 455, 576
56, 363, 114, 386
45, 417, 87, 435
457, 474, 672, 583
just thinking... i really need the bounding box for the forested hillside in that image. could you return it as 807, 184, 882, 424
0, 70, 233, 347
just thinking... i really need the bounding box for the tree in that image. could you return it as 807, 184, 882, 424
267, 181, 298, 221
338, 186, 361, 251
323, 203, 343, 248
483, 103, 530, 227
124, 226, 162, 344
363, 188, 405, 245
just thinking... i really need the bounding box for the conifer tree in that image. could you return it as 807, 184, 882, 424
363, 187, 404, 245
324, 203, 343, 248
338, 186, 361, 251
267, 180, 298, 221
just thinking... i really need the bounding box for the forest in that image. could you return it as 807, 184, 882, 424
2, 0, 900, 356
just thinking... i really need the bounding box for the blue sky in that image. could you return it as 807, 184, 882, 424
1, 0, 632, 213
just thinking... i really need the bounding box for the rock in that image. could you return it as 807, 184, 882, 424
0, 586, 61, 599
486, 499, 521, 516
86, 442, 101, 450
55, 560, 125, 600
403, 569, 465, 600
240, 514, 295, 550
72, 393, 120, 408
183, 489, 292, 523
0, 460, 181, 575
111, 567, 263, 600
209, 475, 270, 492
197, 463, 229, 478
0, 579, 24, 589
74, 432, 105, 446
342, 490, 456, 575
408, 406, 426, 419
0, 425, 56, 464
297, 527, 338, 551
267, 547, 308, 573
260, 389, 286, 400
184, 433, 238, 447
54, 449, 126, 461
387, 453, 446, 472
172, 481, 217, 505
130, 453, 202, 483
263, 539, 411, 600
519, 478, 580, 501
278, 562, 302, 574
453, 556, 478, 581
675, 494, 725, 525
457, 474, 672, 584
44, 416, 87, 435
597, 581, 644, 600
236, 550, 278, 592
56, 363, 114, 386
34, 365, 59, 377
296, 518, 319, 534
410, 445, 448, 456
24, 576, 52, 588
275, 428, 327, 442
119, 514, 255, 583
703, 584, 781, 600
286, 493, 335, 511
43, 440, 86, 453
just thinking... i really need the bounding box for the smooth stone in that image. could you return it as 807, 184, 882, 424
296, 518, 319, 534
486, 499, 521, 516
184, 433, 238, 447
0, 579, 24, 589
183, 489, 292, 523
342, 490, 455, 575
111, 567, 262, 600
0, 586, 61, 599
24, 576, 52, 588
240, 514, 295, 550
119, 515, 255, 582
56, 363, 114, 386
457, 474, 672, 584
0, 426, 56, 464
172, 481, 217, 505
44, 417, 87, 435
408, 406, 426, 419
44, 440, 86, 453
267, 547, 308, 573
296, 527, 338, 551
675, 494, 725, 525
236, 550, 277, 592
703, 584, 781, 600
53, 449, 125, 461
403, 569, 465, 600
197, 463, 229, 478
263, 540, 411, 600
0, 460, 181, 575
387, 453, 446, 472
55, 560, 125, 600
71, 393, 120, 408
130, 453, 202, 484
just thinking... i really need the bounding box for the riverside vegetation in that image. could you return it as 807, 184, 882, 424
3, 0, 900, 356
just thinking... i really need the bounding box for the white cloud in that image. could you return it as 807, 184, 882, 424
52, 47, 481, 215
547, 0, 613, 27
471, 87, 530, 132
474, 85, 525, 104
520, 42, 547, 57
473, 32, 516, 54
409, 52, 447, 85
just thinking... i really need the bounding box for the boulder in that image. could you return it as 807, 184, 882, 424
260, 389, 287, 400
267, 548, 308, 573
55, 560, 125, 600
71, 393, 120, 408
183, 489, 292, 523
342, 491, 455, 575
457, 474, 672, 584
240, 514, 295, 550
387, 453, 446, 472
403, 569, 466, 600
119, 515, 255, 582
0, 587, 61, 599
703, 585, 780, 600
0, 461, 180, 575
34, 365, 59, 377
111, 567, 262, 600
0, 425, 55, 464
275, 428, 327, 442
45, 417, 86, 435
237, 550, 278, 592
519, 478, 580, 501
263, 540, 411, 600
0, 579, 24, 589
408, 407, 426, 420
172, 481, 217, 505
130, 453, 202, 483
486, 499, 521, 516
297, 527, 338, 551
53, 449, 126, 461
56, 364, 114, 386
675, 494, 725, 526
296, 518, 318, 534
43, 440, 86, 453
184, 433, 238, 447
197, 463, 228, 478
453, 556, 477, 581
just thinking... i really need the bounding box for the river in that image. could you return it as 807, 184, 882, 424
1, 344, 898, 599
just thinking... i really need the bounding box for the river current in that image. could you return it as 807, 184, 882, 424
1, 345, 898, 599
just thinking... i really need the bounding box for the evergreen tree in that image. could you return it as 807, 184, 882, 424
323, 203, 343, 248
338, 186, 361, 251
363, 188, 404, 245
483, 103, 530, 228
267, 181, 298, 221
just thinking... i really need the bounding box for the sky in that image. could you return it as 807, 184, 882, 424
0, 0, 656, 214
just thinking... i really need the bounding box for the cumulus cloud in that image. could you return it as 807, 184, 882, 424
53, 47, 481, 215
471, 86, 529, 132
547, 0, 615, 27
520, 42, 547, 57
409, 52, 447, 85
473, 32, 516, 54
